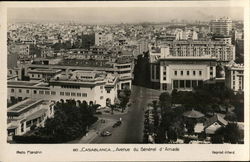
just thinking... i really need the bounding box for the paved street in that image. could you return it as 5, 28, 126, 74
90, 85, 161, 143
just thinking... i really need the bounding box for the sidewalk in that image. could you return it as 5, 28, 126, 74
68, 118, 115, 143
97, 106, 130, 115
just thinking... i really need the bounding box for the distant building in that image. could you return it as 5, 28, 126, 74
210, 17, 233, 36
157, 40, 235, 62
175, 29, 198, 40
225, 63, 244, 92
95, 32, 113, 46
27, 68, 62, 81
214, 37, 232, 44
7, 99, 54, 136
8, 44, 36, 59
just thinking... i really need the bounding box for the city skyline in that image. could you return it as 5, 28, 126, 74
8, 7, 243, 24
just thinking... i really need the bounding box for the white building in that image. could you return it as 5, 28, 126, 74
95, 32, 113, 46
8, 70, 119, 107
149, 47, 217, 91
225, 63, 244, 92
210, 17, 233, 36
156, 40, 235, 62
7, 99, 54, 137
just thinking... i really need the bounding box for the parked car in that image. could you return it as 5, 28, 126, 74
112, 121, 122, 128
101, 131, 112, 137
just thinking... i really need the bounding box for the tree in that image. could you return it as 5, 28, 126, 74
159, 92, 172, 110
211, 134, 223, 144
32, 99, 98, 143
214, 123, 241, 144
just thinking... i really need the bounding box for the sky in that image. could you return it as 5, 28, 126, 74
8, 7, 243, 24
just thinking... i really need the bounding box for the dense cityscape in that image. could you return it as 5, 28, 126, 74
7, 10, 244, 144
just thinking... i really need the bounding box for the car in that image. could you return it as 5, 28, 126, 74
101, 131, 112, 137
112, 121, 122, 128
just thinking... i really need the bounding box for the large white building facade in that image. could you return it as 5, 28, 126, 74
7, 70, 119, 107
149, 47, 217, 91
151, 57, 217, 91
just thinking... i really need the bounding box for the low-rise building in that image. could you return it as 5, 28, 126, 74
7, 99, 54, 136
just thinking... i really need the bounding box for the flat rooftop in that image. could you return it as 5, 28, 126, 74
8, 81, 39, 86
8, 99, 50, 117
159, 56, 217, 61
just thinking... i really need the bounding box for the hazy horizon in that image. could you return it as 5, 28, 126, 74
8, 7, 244, 24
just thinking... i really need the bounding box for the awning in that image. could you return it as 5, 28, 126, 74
26, 109, 48, 121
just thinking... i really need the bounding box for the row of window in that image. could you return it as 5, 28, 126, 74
11, 88, 111, 95
59, 92, 87, 97
10, 88, 56, 95
173, 80, 203, 89
173, 70, 202, 76
61, 85, 80, 89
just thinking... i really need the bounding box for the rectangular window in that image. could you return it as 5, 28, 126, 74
51, 91, 56, 95
82, 93, 87, 97
77, 93, 81, 97
11, 89, 14, 93
187, 71, 189, 75
173, 80, 178, 89
45, 91, 50, 95
65, 92, 70, 96
163, 77, 166, 81
163, 72, 166, 75
100, 96, 104, 100
174, 71, 177, 75
181, 71, 183, 76
106, 90, 111, 93
71, 92, 76, 96
100, 86, 103, 89
233, 81, 235, 85
19, 89, 22, 93
39, 91, 44, 94
60, 92, 64, 96
193, 71, 196, 75
186, 80, 191, 88
162, 83, 167, 90
198, 80, 203, 86
26, 90, 29, 93
199, 71, 202, 76
33, 90, 37, 94
180, 80, 184, 88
